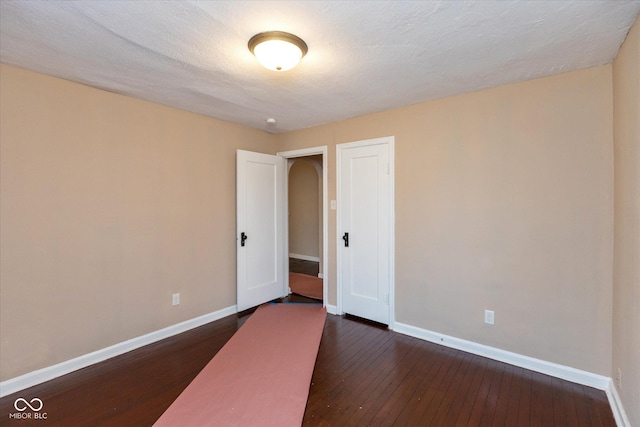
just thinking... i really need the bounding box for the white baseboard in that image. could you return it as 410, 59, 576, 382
0, 305, 237, 398
325, 304, 339, 315
606, 379, 631, 427
289, 253, 320, 262
395, 321, 635, 425
393, 321, 610, 390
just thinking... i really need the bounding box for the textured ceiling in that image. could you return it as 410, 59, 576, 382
1, 1, 639, 133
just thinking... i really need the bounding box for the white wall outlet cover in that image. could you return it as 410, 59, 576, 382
172, 293, 180, 306
484, 310, 495, 325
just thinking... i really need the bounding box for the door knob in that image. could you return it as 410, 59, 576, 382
342, 232, 349, 247
240, 232, 248, 247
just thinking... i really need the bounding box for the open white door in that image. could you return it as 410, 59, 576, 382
338, 137, 394, 325
237, 150, 286, 312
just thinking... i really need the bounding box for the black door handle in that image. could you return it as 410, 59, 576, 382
342, 232, 349, 247
240, 232, 248, 247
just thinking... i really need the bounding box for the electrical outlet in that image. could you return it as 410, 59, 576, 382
484, 310, 495, 325
172, 293, 180, 306
616, 368, 622, 389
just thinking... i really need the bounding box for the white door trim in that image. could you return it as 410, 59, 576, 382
277, 146, 329, 306
336, 136, 395, 329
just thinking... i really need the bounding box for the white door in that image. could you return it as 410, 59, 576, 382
237, 150, 286, 311
338, 137, 394, 325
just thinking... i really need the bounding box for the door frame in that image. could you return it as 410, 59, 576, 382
336, 136, 395, 329
277, 146, 329, 305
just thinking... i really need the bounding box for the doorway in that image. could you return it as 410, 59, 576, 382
288, 156, 323, 301
278, 147, 328, 305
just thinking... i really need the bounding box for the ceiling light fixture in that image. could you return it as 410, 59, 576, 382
248, 31, 308, 72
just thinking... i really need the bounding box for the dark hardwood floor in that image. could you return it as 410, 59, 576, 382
289, 257, 320, 277
0, 304, 615, 426
303, 315, 614, 426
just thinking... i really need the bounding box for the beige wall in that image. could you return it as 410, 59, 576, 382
278, 66, 614, 375
0, 60, 620, 388
0, 64, 276, 380
613, 15, 640, 426
288, 159, 320, 259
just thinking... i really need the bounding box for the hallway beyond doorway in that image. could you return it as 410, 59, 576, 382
289, 258, 319, 277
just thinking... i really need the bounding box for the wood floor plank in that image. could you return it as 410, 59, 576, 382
322, 335, 399, 420
371, 341, 436, 425
453, 356, 492, 426
517, 367, 533, 426
0, 308, 616, 427
530, 371, 556, 427
550, 375, 568, 426
584, 384, 616, 427
410, 347, 465, 424
352, 341, 422, 426
465, 359, 504, 426
503, 365, 525, 426
417, 349, 468, 424
489, 362, 515, 426
560, 379, 582, 427
438, 352, 484, 426
305, 326, 393, 419
422, 352, 473, 425
390, 343, 453, 425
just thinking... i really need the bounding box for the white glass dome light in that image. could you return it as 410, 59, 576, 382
248, 32, 308, 72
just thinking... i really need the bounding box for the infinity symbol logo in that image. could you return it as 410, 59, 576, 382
14, 397, 43, 412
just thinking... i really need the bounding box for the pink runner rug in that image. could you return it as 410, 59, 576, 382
289, 272, 323, 300
153, 303, 327, 427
